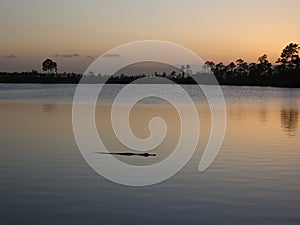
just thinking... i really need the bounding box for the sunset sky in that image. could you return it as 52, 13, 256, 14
0, 0, 299, 73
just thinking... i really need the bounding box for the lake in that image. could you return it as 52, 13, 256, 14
0, 84, 299, 225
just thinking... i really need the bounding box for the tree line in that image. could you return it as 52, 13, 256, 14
204, 43, 300, 87
0, 43, 299, 87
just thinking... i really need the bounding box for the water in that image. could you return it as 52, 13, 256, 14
0, 84, 299, 225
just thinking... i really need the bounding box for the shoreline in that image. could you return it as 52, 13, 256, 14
0, 81, 299, 89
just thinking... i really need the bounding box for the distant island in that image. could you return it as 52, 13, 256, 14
0, 43, 299, 88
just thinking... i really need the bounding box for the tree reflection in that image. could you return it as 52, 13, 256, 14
258, 107, 267, 124
42, 103, 57, 113
280, 108, 298, 136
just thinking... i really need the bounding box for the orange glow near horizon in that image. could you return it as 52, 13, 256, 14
0, 0, 299, 72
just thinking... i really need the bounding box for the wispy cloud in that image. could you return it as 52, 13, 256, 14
103, 53, 121, 58
53, 54, 80, 58
86, 55, 94, 60
2, 55, 16, 60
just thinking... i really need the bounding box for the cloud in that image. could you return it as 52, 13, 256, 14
86, 55, 94, 60
103, 53, 121, 58
2, 55, 16, 60
53, 54, 80, 58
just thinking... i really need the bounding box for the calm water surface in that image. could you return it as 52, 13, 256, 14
0, 84, 299, 225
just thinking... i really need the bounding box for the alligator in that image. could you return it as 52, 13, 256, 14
93, 151, 156, 157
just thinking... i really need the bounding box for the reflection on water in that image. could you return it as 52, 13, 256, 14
42, 103, 58, 113
227, 104, 299, 138
257, 106, 267, 124
0, 85, 299, 225
280, 107, 298, 136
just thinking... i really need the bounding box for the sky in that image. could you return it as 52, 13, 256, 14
0, 0, 299, 73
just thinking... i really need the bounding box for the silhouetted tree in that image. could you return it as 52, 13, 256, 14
204, 61, 216, 72
169, 70, 177, 78
214, 62, 226, 79
42, 59, 57, 74
257, 54, 272, 76
234, 59, 248, 77
258, 54, 268, 64
225, 62, 236, 78
185, 64, 192, 76
276, 43, 300, 70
